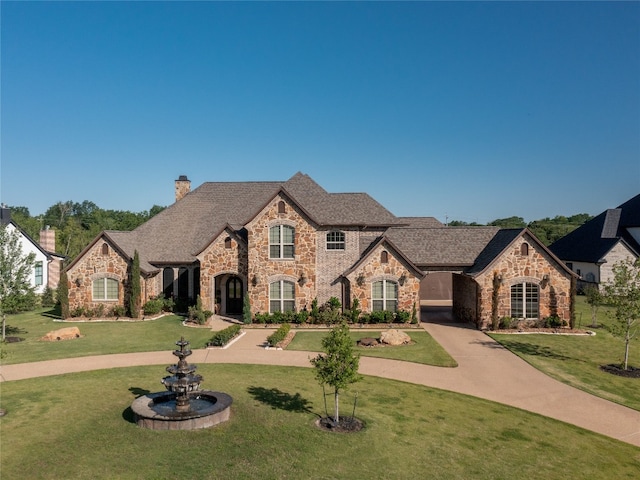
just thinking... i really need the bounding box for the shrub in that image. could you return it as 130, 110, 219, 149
41, 286, 56, 308
143, 297, 165, 315
208, 324, 242, 347
242, 295, 252, 324
543, 315, 566, 328
253, 313, 270, 324
499, 317, 514, 329
267, 323, 291, 347
294, 310, 309, 324
111, 305, 126, 317
70, 306, 86, 318
187, 295, 213, 325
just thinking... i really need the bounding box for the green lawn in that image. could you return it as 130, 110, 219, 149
1, 364, 638, 479
287, 329, 457, 367
0, 308, 215, 365
489, 296, 640, 411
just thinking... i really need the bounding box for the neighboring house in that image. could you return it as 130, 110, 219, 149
549, 193, 640, 291
65, 173, 575, 329
0, 207, 64, 293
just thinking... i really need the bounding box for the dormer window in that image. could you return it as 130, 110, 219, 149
326, 231, 345, 250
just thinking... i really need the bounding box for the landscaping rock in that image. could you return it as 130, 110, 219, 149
379, 329, 411, 346
42, 327, 81, 341
358, 337, 379, 347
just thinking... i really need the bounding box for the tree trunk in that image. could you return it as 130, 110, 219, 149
334, 390, 339, 424
2, 312, 5, 341
624, 328, 630, 371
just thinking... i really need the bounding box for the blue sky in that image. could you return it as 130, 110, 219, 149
1, 1, 638, 224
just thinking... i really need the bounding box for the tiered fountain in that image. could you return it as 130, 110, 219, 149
131, 337, 232, 430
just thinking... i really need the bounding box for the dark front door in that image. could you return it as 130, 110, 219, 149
226, 277, 243, 315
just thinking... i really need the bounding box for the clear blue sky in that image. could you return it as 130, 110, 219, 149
1, 1, 639, 224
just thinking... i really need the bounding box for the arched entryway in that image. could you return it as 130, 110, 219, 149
226, 276, 243, 315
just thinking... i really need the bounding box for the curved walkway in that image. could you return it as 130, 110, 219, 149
1, 320, 639, 448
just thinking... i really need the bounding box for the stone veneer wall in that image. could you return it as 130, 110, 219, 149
198, 232, 248, 312
67, 238, 131, 312
474, 234, 573, 329
346, 243, 420, 313
246, 196, 317, 313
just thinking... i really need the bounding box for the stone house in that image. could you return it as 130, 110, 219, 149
1, 207, 64, 293
549, 193, 640, 291
65, 173, 575, 328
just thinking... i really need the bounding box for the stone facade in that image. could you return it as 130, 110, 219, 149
455, 233, 573, 329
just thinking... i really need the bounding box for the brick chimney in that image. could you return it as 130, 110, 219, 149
175, 175, 191, 202
40, 225, 56, 253
0, 205, 10, 225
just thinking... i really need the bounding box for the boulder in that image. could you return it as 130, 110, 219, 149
42, 326, 81, 341
379, 329, 411, 346
358, 337, 379, 347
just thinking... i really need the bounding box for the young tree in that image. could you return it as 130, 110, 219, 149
584, 284, 603, 328
0, 225, 36, 340
58, 269, 69, 319
603, 258, 640, 371
310, 322, 362, 424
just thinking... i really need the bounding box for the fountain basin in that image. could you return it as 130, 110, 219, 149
132, 390, 232, 430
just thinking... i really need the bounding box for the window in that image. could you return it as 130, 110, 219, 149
372, 280, 398, 312
225, 237, 232, 249
34, 261, 43, 286
93, 277, 119, 301
269, 225, 295, 259
381, 251, 389, 264
510, 282, 539, 319
278, 201, 286, 214
326, 231, 345, 250
101, 243, 109, 255
520, 243, 529, 256
270, 280, 295, 313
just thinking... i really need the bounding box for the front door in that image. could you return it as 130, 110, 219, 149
226, 277, 243, 315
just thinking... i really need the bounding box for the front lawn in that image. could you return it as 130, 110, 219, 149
489, 296, 640, 411
287, 330, 457, 367
0, 308, 215, 365
1, 364, 637, 479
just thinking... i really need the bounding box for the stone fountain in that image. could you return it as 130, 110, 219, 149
131, 337, 232, 430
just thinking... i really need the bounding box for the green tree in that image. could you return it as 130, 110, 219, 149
584, 284, 603, 328
242, 294, 252, 324
603, 258, 640, 371
0, 224, 37, 340
58, 269, 69, 319
128, 250, 141, 318
310, 322, 362, 424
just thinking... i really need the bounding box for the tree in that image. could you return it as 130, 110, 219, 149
310, 322, 362, 424
603, 258, 640, 371
0, 224, 37, 340
128, 250, 141, 318
584, 284, 603, 328
58, 269, 69, 319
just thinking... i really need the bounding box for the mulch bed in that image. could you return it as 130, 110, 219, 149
315, 416, 364, 433
599, 364, 640, 378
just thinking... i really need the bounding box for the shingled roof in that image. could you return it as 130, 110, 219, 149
75, 172, 400, 272
549, 193, 640, 263
385, 226, 500, 267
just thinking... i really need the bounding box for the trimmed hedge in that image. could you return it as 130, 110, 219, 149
207, 324, 242, 347
266, 323, 291, 347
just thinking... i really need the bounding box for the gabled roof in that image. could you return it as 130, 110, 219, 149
342, 235, 425, 279
384, 226, 500, 267
2, 219, 54, 261
549, 193, 640, 263
75, 172, 400, 270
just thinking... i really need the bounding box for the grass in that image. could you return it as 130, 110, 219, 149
287, 330, 457, 367
0, 308, 215, 365
1, 364, 638, 479
489, 296, 640, 411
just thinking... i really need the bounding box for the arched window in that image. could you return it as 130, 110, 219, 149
270, 280, 295, 313
520, 243, 529, 256
372, 280, 398, 312
93, 277, 119, 301
326, 231, 345, 250
381, 251, 389, 264
510, 282, 539, 319
270, 225, 295, 259
101, 243, 109, 255
278, 201, 286, 214
224, 237, 232, 249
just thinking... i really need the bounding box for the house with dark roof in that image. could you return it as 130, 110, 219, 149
1, 206, 64, 293
549, 193, 640, 290
65, 173, 575, 329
